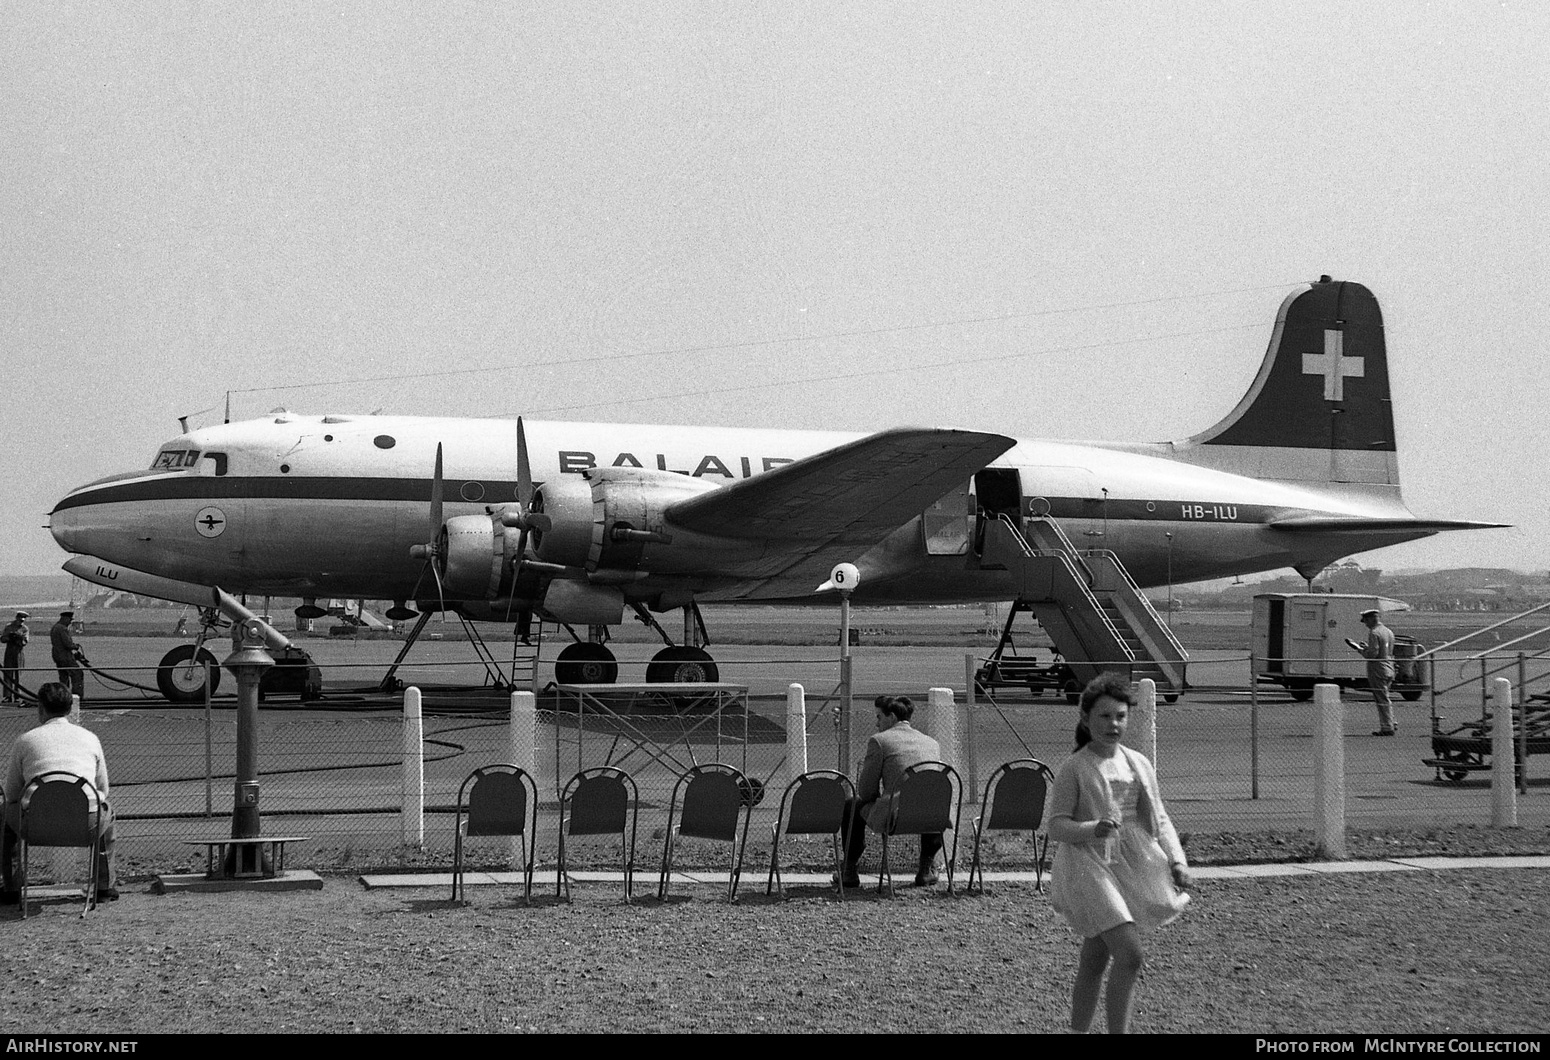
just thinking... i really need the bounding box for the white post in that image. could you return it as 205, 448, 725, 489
926, 687, 958, 768
1132, 678, 1158, 765
1313, 683, 1345, 859
786, 683, 808, 787
402, 687, 424, 851
1491, 677, 1517, 827
509, 691, 537, 869
963, 653, 979, 804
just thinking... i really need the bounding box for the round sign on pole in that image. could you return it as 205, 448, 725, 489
829, 562, 860, 593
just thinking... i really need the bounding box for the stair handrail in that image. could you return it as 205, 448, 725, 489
992, 515, 1132, 662
1075, 546, 1190, 663
1412, 600, 1550, 659
1019, 514, 1095, 584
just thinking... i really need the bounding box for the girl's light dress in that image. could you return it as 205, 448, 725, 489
1050, 750, 1190, 937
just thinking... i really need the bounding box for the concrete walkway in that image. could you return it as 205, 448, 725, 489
359, 854, 1550, 891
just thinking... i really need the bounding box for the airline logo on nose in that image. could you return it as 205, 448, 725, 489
1302, 328, 1363, 402
195, 506, 227, 538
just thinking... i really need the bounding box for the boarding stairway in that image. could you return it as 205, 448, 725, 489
980, 514, 1188, 698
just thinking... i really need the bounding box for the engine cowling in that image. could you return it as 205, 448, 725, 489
530, 469, 718, 572
439, 513, 520, 600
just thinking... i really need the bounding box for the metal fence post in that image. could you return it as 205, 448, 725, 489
204, 659, 213, 819
963, 653, 979, 805
1491, 677, 1517, 827
1313, 682, 1345, 859
838, 655, 853, 775
1249, 654, 1260, 800
1516, 654, 1530, 793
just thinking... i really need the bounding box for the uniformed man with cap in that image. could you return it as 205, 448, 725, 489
50, 611, 86, 702
1354, 608, 1397, 735
1, 611, 27, 703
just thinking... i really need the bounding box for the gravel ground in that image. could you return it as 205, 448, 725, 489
2, 867, 1546, 1035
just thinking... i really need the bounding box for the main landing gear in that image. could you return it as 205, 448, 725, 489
550, 603, 722, 685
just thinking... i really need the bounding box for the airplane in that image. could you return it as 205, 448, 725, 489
48, 276, 1502, 701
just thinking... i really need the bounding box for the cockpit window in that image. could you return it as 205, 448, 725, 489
151, 448, 201, 470
203, 452, 228, 477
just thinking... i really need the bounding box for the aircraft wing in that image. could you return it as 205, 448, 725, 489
665, 426, 1015, 592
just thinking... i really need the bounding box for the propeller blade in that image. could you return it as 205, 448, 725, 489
429, 442, 444, 538
516, 418, 532, 508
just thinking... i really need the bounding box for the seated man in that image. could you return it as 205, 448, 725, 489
2, 682, 117, 903
839, 694, 944, 887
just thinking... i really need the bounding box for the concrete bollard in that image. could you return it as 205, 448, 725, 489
509, 691, 537, 868
925, 687, 958, 770
1132, 679, 1158, 765
786, 683, 808, 787
1491, 677, 1517, 827
402, 687, 424, 851
1313, 683, 1345, 859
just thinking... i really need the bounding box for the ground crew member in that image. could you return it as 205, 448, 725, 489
2, 611, 27, 704
50, 611, 87, 703
1355, 608, 1396, 735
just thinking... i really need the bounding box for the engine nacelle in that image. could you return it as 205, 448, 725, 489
531, 469, 718, 572
440, 513, 518, 600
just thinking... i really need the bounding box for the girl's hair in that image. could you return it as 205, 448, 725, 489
1074, 672, 1136, 749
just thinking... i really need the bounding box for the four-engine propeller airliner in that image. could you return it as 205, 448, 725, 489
49, 277, 1502, 700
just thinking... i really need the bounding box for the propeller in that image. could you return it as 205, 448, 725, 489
501, 417, 553, 625
408, 443, 448, 618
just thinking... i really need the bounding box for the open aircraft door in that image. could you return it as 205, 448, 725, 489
972, 468, 1023, 555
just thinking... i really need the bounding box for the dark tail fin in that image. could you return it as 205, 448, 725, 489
1177, 277, 1398, 486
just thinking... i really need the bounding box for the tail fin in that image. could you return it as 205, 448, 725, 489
1176, 277, 1397, 486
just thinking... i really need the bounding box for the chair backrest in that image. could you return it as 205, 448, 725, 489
982, 759, 1053, 832
20, 773, 99, 848
564, 768, 632, 836
780, 771, 852, 836
677, 765, 745, 842
460, 766, 531, 837
888, 762, 955, 836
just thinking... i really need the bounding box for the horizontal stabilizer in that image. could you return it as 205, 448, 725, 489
1268, 516, 1510, 534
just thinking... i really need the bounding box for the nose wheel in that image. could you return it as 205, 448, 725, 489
156, 644, 223, 703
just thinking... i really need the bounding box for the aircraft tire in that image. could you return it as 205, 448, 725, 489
646, 646, 719, 684
1400, 688, 1424, 702
156, 644, 222, 704
1062, 678, 1081, 705
555, 643, 618, 685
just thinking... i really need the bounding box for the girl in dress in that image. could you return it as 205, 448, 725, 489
1048, 672, 1192, 1033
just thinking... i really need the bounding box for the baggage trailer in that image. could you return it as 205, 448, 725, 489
1423, 700, 1550, 783
1252, 593, 1429, 702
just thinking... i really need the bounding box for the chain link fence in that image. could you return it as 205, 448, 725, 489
3, 650, 1546, 878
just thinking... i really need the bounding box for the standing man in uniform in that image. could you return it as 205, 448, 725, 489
50, 611, 86, 703
837, 694, 946, 888
2, 611, 27, 704
1356, 608, 1397, 735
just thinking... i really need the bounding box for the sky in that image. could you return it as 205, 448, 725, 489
3, 2, 1548, 580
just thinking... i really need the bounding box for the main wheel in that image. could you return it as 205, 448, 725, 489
1062, 677, 1081, 705
554, 642, 618, 685
156, 644, 222, 703
1288, 679, 1315, 702
646, 646, 719, 684
1400, 688, 1424, 702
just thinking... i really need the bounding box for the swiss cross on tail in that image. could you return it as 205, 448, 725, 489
1301, 329, 1364, 401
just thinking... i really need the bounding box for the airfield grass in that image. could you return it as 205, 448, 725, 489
2, 867, 1546, 1034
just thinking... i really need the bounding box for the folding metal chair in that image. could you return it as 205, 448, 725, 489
556, 767, 638, 903
966, 758, 1054, 893
766, 770, 854, 899
658, 763, 752, 901
18, 772, 106, 919
451, 765, 538, 904
876, 761, 963, 895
